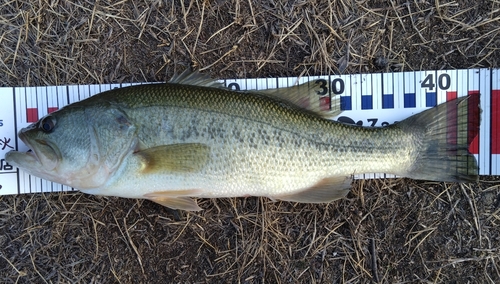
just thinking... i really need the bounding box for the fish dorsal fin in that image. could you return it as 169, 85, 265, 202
170, 70, 342, 118
274, 176, 352, 203
255, 79, 342, 119
144, 189, 202, 211
135, 143, 210, 173
169, 69, 226, 89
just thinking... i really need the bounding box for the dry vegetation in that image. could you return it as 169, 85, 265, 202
1, 0, 500, 283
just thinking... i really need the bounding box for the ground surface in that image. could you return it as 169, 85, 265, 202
1, 0, 500, 283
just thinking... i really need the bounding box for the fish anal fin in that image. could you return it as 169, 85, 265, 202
136, 143, 210, 174
275, 176, 352, 203
144, 189, 203, 211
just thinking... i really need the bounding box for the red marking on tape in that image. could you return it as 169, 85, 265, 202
48, 107, 58, 113
492, 90, 500, 154
446, 94, 458, 146
446, 91, 457, 101
26, 108, 38, 123
319, 96, 330, 111
468, 91, 480, 154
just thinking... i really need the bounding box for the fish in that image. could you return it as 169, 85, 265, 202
5, 71, 479, 211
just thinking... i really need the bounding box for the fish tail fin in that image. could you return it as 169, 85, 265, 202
398, 95, 480, 182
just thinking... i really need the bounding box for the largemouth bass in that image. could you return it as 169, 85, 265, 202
5, 71, 479, 211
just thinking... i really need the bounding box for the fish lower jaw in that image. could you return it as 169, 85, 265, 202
5, 150, 42, 169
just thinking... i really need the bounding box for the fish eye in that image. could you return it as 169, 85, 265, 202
40, 116, 56, 132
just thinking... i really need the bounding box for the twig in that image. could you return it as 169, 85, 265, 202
369, 238, 380, 283
123, 218, 145, 274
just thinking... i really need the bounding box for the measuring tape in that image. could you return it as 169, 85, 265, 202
0, 68, 498, 195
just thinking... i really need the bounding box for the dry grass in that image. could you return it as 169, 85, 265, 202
1, 0, 500, 283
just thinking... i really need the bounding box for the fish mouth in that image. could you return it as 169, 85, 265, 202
19, 134, 40, 162
5, 146, 42, 172
9, 131, 61, 171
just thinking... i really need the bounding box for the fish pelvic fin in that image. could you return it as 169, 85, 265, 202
136, 143, 210, 173
274, 176, 352, 203
144, 189, 203, 211
255, 79, 342, 119
398, 95, 480, 182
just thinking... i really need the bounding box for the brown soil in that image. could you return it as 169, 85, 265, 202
1, 1, 500, 283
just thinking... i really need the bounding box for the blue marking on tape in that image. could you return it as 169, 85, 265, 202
404, 93, 416, 108
340, 96, 352, 110
361, 95, 372, 110
382, 94, 394, 109
426, 92, 437, 107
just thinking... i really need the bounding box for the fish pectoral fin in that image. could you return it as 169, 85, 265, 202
256, 80, 342, 119
274, 176, 352, 203
135, 143, 210, 173
144, 189, 203, 211
168, 69, 225, 89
